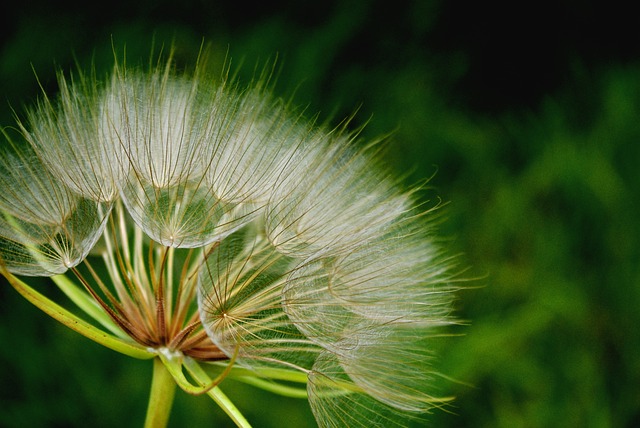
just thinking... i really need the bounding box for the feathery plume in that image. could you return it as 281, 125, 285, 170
0, 49, 459, 427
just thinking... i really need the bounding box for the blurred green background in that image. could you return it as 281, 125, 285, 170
1, 1, 639, 426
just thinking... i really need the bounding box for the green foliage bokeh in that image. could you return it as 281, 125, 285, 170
1, 1, 639, 426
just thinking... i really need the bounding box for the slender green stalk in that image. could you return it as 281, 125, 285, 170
145, 358, 177, 428
233, 376, 308, 398
183, 358, 253, 428
52, 274, 125, 338
158, 347, 239, 395
2, 267, 154, 359
207, 387, 252, 428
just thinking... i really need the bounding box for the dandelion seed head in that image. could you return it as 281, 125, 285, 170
105, 71, 203, 188
1, 50, 460, 427
23, 72, 124, 202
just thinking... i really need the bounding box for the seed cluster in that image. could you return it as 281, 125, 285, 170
0, 53, 457, 427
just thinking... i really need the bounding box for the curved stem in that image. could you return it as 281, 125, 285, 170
158, 346, 239, 395
233, 376, 308, 398
145, 358, 177, 428
52, 274, 125, 338
207, 387, 252, 428
2, 267, 154, 359
183, 358, 253, 428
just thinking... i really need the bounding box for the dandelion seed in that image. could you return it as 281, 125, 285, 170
0, 48, 459, 428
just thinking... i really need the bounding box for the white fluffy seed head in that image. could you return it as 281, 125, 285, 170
1, 52, 459, 427
104, 71, 205, 188
203, 91, 302, 206
265, 134, 413, 259
24, 71, 125, 203
0, 132, 110, 275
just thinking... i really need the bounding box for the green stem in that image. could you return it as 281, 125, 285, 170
145, 358, 177, 428
52, 274, 125, 338
207, 387, 252, 428
2, 267, 154, 359
233, 376, 308, 398
183, 358, 253, 428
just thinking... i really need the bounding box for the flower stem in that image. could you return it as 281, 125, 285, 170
183, 358, 253, 427
145, 358, 177, 428
2, 266, 154, 359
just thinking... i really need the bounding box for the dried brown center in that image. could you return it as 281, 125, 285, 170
71, 218, 227, 361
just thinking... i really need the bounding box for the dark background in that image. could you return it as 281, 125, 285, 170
1, 1, 639, 426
